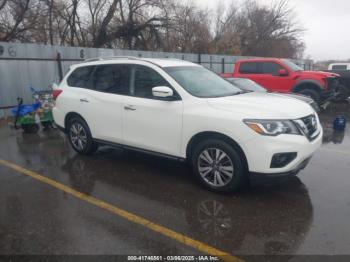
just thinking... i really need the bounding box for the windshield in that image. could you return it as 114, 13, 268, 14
227, 78, 267, 92
164, 66, 242, 98
282, 59, 303, 71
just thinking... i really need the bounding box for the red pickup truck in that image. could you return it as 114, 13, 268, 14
221, 58, 339, 103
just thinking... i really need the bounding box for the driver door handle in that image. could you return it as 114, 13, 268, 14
124, 105, 136, 111
80, 98, 89, 103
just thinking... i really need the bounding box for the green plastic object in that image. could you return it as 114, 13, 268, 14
16, 110, 53, 126
14, 88, 55, 133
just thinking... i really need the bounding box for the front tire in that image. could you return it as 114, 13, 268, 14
67, 117, 97, 155
191, 139, 247, 193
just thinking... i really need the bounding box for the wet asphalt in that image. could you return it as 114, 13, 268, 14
0, 102, 349, 259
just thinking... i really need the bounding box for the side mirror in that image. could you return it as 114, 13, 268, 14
152, 86, 174, 98
278, 69, 288, 76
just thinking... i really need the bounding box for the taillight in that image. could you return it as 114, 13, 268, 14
52, 89, 63, 100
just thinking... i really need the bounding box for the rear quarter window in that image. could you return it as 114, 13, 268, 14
67, 66, 95, 88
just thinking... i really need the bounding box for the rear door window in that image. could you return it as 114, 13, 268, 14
92, 65, 131, 95
239, 62, 260, 74
67, 66, 95, 88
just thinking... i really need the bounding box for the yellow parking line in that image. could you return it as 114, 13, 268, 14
0, 158, 242, 262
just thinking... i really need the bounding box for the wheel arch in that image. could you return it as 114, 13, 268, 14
64, 112, 88, 133
186, 131, 249, 171
292, 80, 323, 93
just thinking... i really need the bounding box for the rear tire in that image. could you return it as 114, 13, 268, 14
191, 139, 247, 193
67, 117, 98, 155
298, 88, 321, 104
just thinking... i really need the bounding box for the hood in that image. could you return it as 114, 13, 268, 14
271, 92, 313, 103
207, 92, 315, 119
296, 70, 340, 78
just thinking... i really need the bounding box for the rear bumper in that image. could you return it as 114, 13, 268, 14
52, 107, 65, 129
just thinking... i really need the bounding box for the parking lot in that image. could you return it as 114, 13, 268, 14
0, 102, 349, 260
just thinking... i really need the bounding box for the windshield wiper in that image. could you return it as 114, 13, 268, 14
207, 91, 251, 98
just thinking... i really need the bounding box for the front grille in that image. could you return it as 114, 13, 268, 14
294, 114, 319, 141
302, 115, 318, 135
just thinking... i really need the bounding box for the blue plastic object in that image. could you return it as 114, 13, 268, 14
333, 115, 346, 131
11, 102, 41, 116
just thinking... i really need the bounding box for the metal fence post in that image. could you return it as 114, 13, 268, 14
210, 56, 212, 69
198, 53, 201, 65
56, 52, 63, 81
222, 58, 225, 73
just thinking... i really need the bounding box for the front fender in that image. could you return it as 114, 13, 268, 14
292, 79, 324, 93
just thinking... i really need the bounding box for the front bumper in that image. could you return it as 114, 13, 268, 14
326, 77, 340, 90
322, 77, 341, 99
250, 156, 312, 178
242, 126, 323, 174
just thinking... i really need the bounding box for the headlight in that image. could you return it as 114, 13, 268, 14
243, 119, 301, 136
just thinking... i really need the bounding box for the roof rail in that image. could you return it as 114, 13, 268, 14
152, 57, 183, 61
83, 56, 139, 62
79, 56, 186, 68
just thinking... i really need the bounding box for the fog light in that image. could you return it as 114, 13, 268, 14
271, 153, 297, 168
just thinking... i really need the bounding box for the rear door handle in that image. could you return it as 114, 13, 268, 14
80, 98, 89, 103
124, 105, 136, 111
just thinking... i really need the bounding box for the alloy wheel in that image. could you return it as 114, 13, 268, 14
197, 148, 234, 187
70, 123, 88, 151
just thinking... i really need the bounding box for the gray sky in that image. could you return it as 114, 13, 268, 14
195, 0, 350, 61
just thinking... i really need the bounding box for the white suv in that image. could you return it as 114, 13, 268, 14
53, 57, 322, 192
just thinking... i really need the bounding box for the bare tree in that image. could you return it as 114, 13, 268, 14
0, 0, 31, 41
92, 0, 119, 47
0, 0, 306, 59
211, 2, 241, 55
160, 1, 211, 53
110, 0, 168, 49
0, 0, 7, 10
43, 0, 55, 45
238, 0, 305, 58
86, 0, 108, 44
68, 0, 80, 46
